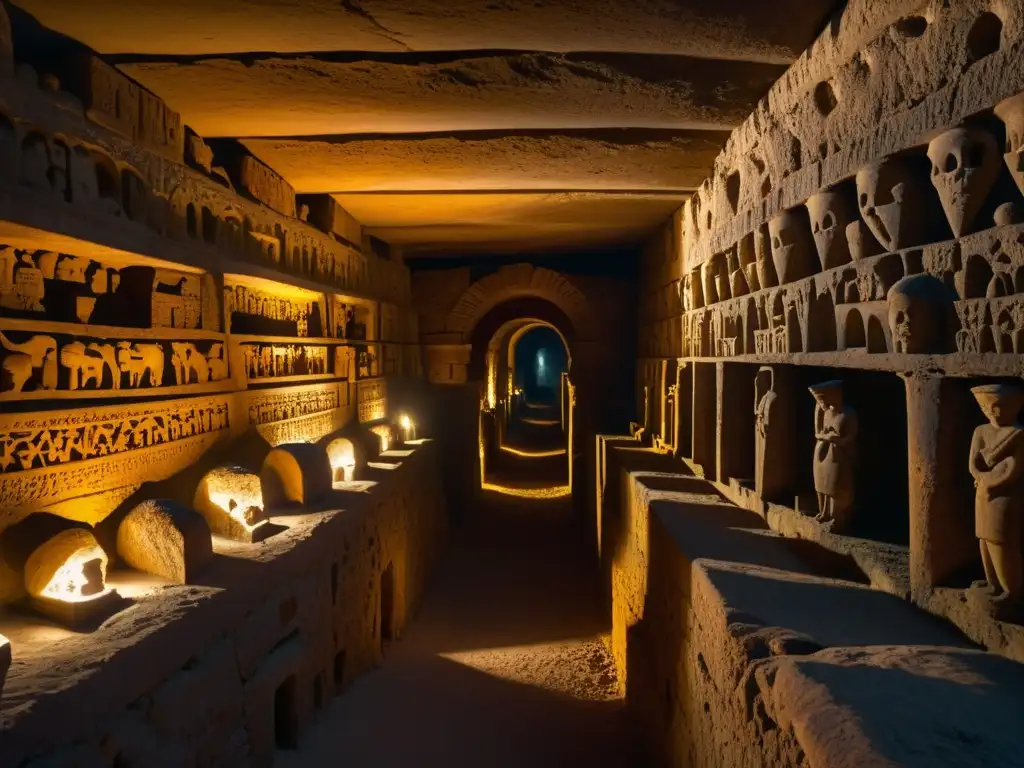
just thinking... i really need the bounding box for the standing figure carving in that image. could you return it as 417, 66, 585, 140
754, 367, 796, 502
0, 332, 58, 392
809, 380, 858, 530
969, 384, 1024, 617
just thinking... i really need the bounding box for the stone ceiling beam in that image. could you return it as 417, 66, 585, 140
116, 52, 788, 137
243, 129, 729, 194
12, 0, 842, 63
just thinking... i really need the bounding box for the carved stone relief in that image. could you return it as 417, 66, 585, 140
855, 155, 930, 252
242, 343, 329, 380
357, 379, 387, 424
969, 384, 1024, 620
809, 380, 858, 532
927, 126, 1001, 238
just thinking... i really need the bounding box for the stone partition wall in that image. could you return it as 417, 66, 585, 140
602, 440, 1024, 768
1, 440, 446, 766
637, 0, 1024, 662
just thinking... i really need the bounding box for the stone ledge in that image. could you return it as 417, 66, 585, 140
602, 443, 1023, 768
0, 440, 447, 766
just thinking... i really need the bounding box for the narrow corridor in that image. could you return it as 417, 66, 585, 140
278, 403, 644, 767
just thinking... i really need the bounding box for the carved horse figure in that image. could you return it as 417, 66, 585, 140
0, 332, 58, 392
206, 343, 228, 381
88, 342, 120, 389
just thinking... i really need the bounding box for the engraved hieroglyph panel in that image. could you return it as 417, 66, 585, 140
246, 382, 341, 426
358, 379, 387, 423
257, 408, 349, 447
0, 396, 230, 520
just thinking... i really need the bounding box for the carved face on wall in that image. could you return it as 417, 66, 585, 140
768, 207, 816, 285
885, 274, 955, 355
855, 156, 928, 252
972, 384, 1024, 428
806, 188, 857, 270
995, 92, 1024, 198
927, 126, 1000, 238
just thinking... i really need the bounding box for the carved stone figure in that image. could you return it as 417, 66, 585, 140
117, 342, 164, 387
886, 274, 957, 354
809, 380, 858, 530
768, 207, 817, 285
754, 367, 796, 501
855, 155, 932, 252
969, 384, 1024, 616
0, 332, 57, 392
994, 92, 1024, 198
171, 342, 210, 385
806, 186, 858, 270
60, 341, 105, 390
927, 126, 1001, 238
88, 342, 120, 389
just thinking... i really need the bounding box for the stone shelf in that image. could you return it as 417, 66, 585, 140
0, 317, 225, 342
0, 376, 236, 403
230, 334, 345, 346
0, 186, 217, 274
245, 372, 341, 385
677, 352, 1024, 378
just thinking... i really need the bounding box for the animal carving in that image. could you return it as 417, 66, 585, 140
171, 342, 210, 385
0, 332, 58, 392
206, 343, 228, 381
60, 341, 105, 390
117, 342, 165, 387
88, 342, 120, 389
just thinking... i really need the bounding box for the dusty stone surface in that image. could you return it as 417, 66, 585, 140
18, 0, 838, 61
115, 499, 213, 584
277, 491, 641, 768
245, 130, 727, 194
0, 441, 447, 767
601, 444, 1024, 768
123, 53, 786, 137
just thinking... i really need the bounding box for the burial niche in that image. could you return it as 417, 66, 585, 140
754, 366, 798, 502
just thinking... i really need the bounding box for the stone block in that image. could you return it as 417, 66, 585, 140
60, 53, 140, 140
116, 499, 213, 584
235, 154, 296, 217
194, 465, 269, 542
261, 443, 332, 508
242, 634, 307, 768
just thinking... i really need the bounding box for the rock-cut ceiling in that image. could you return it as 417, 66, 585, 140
11, 0, 843, 257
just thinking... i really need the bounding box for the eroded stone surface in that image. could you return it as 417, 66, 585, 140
116, 499, 213, 584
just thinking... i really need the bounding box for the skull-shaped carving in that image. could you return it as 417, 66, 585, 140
768, 207, 817, 285
886, 274, 956, 354
806, 186, 858, 270
855, 155, 929, 252
927, 126, 1000, 238
995, 92, 1024, 198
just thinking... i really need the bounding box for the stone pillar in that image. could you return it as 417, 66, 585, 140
673, 362, 693, 459
905, 374, 973, 597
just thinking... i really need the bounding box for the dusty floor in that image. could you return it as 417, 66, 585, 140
277, 404, 645, 767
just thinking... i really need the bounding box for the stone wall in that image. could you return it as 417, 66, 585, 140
1, 440, 446, 767
602, 439, 1024, 768
636, 0, 1024, 663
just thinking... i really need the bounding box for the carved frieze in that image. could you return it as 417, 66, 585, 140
0, 397, 230, 518
357, 379, 387, 423
246, 383, 341, 427
235, 155, 296, 218
242, 343, 330, 380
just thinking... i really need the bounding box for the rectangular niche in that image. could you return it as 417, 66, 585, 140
717, 362, 758, 486
791, 367, 910, 547
692, 362, 717, 479
674, 364, 693, 459
273, 674, 299, 750
224, 275, 328, 338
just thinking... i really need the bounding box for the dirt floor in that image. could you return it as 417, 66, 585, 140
277, 405, 645, 767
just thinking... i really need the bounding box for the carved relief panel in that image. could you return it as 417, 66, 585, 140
223, 283, 325, 338
241, 343, 330, 381
357, 379, 387, 423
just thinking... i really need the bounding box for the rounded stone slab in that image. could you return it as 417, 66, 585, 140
261, 442, 333, 508
116, 499, 213, 584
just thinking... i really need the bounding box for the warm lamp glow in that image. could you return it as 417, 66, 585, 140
41, 549, 109, 603
400, 414, 411, 430
481, 482, 571, 499
398, 413, 416, 441
499, 445, 567, 458
209, 492, 266, 532
24, 529, 111, 604
371, 425, 393, 453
